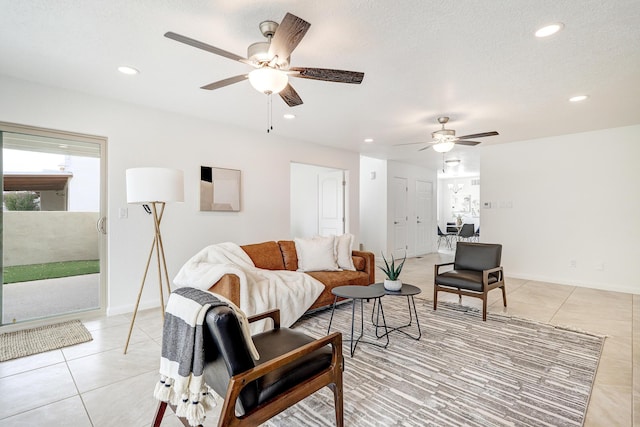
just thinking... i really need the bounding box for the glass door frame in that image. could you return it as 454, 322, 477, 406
0, 121, 107, 329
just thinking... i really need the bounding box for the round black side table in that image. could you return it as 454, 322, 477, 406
327, 285, 389, 357
369, 283, 422, 340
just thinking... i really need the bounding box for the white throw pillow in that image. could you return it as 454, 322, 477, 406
295, 235, 341, 272
335, 233, 356, 271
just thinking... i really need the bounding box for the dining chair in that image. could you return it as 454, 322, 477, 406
457, 223, 475, 242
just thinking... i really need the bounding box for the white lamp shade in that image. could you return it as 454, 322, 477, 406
248, 68, 289, 94
433, 141, 455, 153
126, 167, 184, 204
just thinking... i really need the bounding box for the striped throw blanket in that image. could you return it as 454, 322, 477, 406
153, 287, 226, 427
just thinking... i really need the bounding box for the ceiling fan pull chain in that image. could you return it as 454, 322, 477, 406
266, 93, 271, 133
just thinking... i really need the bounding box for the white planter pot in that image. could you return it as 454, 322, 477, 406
384, 279, 402, 291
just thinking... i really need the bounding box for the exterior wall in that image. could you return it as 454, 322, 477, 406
39, 189, 67, 211
66, 156, 100, 212
3, 211, 99, 266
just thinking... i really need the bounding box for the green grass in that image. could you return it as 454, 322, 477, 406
3, 260, 100, 284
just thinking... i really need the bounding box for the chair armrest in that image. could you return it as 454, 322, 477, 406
248, 309, 280, 330
483, 266, 504, 283
434, 262, 455, 276
352, 250, 375, 284
221, 332, 343, 418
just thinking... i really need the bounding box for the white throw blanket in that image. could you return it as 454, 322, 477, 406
174, 242, 324, 333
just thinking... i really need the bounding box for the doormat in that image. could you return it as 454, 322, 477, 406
0, 319, 93, 362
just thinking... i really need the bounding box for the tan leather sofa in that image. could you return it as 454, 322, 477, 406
206, 240, 376, 311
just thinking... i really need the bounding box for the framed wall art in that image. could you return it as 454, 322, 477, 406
200, 166, 241, 212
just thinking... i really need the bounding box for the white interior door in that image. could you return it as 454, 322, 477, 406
318, 170, 345, 236
392, 177, 408, 258
416, 180, 433, 255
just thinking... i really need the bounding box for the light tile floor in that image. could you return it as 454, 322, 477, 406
0, 252, 637, 426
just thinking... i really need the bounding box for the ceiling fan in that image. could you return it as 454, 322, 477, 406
164, 12, 365, 108
397, 117, 499, 153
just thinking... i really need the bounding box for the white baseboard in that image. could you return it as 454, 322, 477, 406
506, 272, 637, 295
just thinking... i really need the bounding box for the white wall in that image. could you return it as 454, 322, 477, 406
481, 124, 640, 294
359, 156, 387, 255
0, 75, 361, 315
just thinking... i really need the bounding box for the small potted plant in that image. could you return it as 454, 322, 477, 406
379, 252, 406, 291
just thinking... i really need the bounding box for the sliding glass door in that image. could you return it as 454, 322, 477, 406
0, 122, 106, 325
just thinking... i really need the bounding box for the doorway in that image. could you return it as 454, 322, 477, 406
0, 122, 106, 325
290, 163, 346, 238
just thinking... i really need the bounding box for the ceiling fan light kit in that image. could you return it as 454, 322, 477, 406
248, 68, 288, 94
394, 116, 499, 153
433, 141, 455, 153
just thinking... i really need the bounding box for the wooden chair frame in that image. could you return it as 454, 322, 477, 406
433, 262, 507, 321
152, 309, 344, 427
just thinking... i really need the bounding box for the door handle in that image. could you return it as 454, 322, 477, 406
417, 221, 422, 223
96, 216, 107, 234
393, 221, 399, 224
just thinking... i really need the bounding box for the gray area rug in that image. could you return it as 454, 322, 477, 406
266, 297, 604, 427
0, 319, 92, 362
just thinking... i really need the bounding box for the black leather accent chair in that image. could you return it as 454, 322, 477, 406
433, 242, 506, 321
152, 307, 343, 427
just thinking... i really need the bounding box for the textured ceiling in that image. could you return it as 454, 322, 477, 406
1, 1, 639, 175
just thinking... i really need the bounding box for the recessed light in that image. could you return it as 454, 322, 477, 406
283, 113, 296, 119
535, 23, 564, 38
364, 138, 374, 143
569, 95, 589, 102
118, 66, 139, 75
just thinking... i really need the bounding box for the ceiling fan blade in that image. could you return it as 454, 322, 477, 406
165, 32, 252, 65
279, 83, 303, 107
290, 67, 364, 84
394, 141, 431, 146
200, 75, 247, 90
457, 131, 499, 140
418, 145, 431, 152
268, 13, 311, 63
455, 140, 482, 146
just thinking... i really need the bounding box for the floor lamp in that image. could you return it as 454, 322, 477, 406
124, 167, 184, 354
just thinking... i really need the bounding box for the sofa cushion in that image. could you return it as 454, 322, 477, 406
277, 240, 298, 271
294, 236, 340, 272
241, 241, 285, 271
